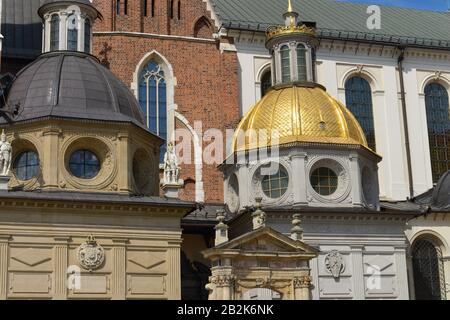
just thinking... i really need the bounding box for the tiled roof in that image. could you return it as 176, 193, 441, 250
210, 0, 450, 49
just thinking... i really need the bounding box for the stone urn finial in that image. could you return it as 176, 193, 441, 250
214, 209, 229, 246
291, 213, 304, 241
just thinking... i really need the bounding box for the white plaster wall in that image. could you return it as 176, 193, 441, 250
269, 215, 410, 300
234, 38, 450, 201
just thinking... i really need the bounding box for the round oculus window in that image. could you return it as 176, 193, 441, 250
69, 150, 101, 179
14, 151, 40, 181
261, 166, 289, 199
310, 167, 338, 196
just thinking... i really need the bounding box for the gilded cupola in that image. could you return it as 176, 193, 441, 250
224, 1, 381, 213
231, 0, 373, 155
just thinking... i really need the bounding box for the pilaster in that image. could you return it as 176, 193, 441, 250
350, 245, 365, 299
111, 238, 127, 300
53, 236, 70, 300
167, 244, 181, 300
290, 152, 307, 204
0, 235, 10, 300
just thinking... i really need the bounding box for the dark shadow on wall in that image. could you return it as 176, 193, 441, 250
181, 251, 210, 300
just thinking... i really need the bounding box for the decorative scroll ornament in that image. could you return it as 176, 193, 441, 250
77, 235, 105, 271
325, 250, 345, 278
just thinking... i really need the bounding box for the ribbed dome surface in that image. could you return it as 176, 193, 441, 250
231, 84, 369, 153
4, 51, 146, 127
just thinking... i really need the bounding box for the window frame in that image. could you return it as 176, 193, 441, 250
424, 82, 450, 183
13, 150, 40, 181
68, 149, 101, 180
344, 76, 376, 151
50, 14, 60, 51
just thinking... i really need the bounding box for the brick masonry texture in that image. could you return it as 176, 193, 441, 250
92, 0, 240, 203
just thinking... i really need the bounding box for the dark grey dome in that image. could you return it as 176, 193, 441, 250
4, 51, 146, 127
432, 170, 450, 210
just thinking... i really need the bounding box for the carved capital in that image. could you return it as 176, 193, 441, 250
293, 276, 312, 288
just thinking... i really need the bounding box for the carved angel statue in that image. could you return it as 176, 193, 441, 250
163, 142, 180, 184
0, 130, 12, 176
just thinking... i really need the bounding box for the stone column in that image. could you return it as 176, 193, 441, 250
293, 276, 312, 300
350, 245, 365, 299
53, 236, 70, 300
78, 14, 84, 53
43, 14, 51, 52
0, 235, 10, 300
218, 275, 234, 300
60, 12, 68, 50
167, 244, 181, 300
111, 238, 127, 300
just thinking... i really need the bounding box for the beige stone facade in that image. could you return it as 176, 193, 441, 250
8, 119, 161, 196
0, 194, 191, 299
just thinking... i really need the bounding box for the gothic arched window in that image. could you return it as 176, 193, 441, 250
412, 239, 446, 300
261, 70, 272, 97
344, 76, 376, 151
424, 83, 450, 183
50, 15, 60, 51
280, 45, 291, 83
84, 19, 91, 53
67, 14, 78, 51
296, 44, 307, 82
139, 61, 167, 162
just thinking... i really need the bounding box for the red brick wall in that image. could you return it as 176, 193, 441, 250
92, 0, 240, 203
94, 0, 214, 38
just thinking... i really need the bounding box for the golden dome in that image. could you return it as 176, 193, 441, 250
231, 84, 370, 153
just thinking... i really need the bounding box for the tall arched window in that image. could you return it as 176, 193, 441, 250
152, 0, 155, 17
296, 44, 307, 82
50, 14, 60, 51
412, 239, 446, 300
139, 61, 167, 161
67, 14, 78, 51
170, 0, 174, 19
280, 45, 291, 83
84, 19, 91, 53
425, 83, 450, 183
345, 76, 376, 151
177, 1, 181, 20
261, 70, 272, 97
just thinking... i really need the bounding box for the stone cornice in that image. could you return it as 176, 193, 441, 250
93, 31, 217, 44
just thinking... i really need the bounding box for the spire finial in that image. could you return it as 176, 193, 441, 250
287, 0, 294, 13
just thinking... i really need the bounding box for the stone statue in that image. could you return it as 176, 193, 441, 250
0, 130, 12, 176
163, 142, 180, 184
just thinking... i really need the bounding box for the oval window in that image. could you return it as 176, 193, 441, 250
69, 150, 100, 179
310, 167, 338, 196
14, 151, 40, 180
261, 165, 289, 199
